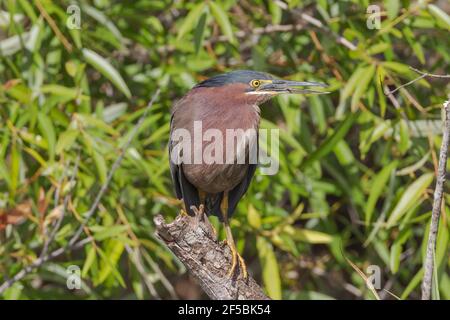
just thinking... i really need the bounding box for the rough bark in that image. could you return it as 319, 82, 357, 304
154, 211, 270, 300
421, 100, 450, 300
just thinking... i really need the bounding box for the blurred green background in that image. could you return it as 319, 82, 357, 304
0, 0, 449, 300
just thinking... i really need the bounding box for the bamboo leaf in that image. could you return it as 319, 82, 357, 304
37, 113, 56, 160
177, 3, 207, 40
257, 236, 282, 299
82, 48, 131, 99
365, 161, 398, 226
351, 64, 375, 111
386, 173, 434, 228
92, 150, 107, 184
82, 245, 97, 277
247, 204, 261, 229
56, 129, 79, 154
209, 2, 235, 44
96, 240, 125, 287
193, 12, 207, 54
293, 229, 333, 244
428, 4, 450, 31
300, 112, 359, 169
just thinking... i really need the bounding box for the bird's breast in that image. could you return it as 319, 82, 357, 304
171, 87, 260, 193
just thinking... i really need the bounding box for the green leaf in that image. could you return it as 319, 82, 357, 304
10, 139, 20, 198
386, 173, 434, 228
37, 113, 56, 160
40, 84, 78, 99
96, 240, 125, 287
56, 129, 79, 154
309, 95, 326, 134
194, 12, 208, 54
23, 147, 47, 168
268, 0, 282, 24
382, 61, 411, 74
92, 150, 107, 184
365, 161, 398, 226
103, 103, 128, 123
351, 64, 375, 111
177, 3, 207, 40
428, 4, 450, 31
367, 42, 390, 55
401, 268, 423, 299
92, 225, 129, 241
82, 245, 97, 277
247, 204, 261, 229
339, 65, 366, 104
376, 66, 387, 117
76, 113, 117, 135
300, 111, 359, 169
293, 229, 333, 244
83, 5, 124, 44
386, 0, 400, 20
0, 157, 11, 188
82, 48, 131, 99
398, 119, 410, 154
333, 140, 355, 165
209, 2, 235, 44
257, 237, 282, 299
389, 228, 412, 273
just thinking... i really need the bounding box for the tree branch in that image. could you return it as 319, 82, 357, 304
385, 66, 450, 95
154, 212, 270, 300
421, 100, 450, 300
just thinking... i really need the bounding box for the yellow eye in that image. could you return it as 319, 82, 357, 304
250, 80, 261, 88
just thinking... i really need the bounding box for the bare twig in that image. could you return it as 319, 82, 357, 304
421, 100, 450, 300
68, 89, 160, 247
40, 155, 80, 259
124, 244, 161, 299
385, 67, 450, 95
35, 0, 73, 53
154, 212, 270, 300
291, 10, 357, 51
410, 67, 450, 79
140, 248, 178, 299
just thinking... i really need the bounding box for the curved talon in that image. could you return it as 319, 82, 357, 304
227, 243, 238, 277
190, 204, 205, 216
226, 242, 248, 279
238, 254, 248, 280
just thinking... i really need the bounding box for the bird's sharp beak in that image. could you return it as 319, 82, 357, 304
259, 80, 329, 95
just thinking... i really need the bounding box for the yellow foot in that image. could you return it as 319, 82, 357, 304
180, 209, 188, 217
190, 204, 205, 217
190, 204, 215, 235
226, 242, 248, 280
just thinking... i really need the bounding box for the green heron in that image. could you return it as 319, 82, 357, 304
169, 70, 326, 279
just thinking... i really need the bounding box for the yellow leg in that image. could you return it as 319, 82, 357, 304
221, 192, 248, 279
180, 199, 188, 216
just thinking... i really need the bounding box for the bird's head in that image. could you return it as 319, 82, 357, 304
194, 70, 328, 105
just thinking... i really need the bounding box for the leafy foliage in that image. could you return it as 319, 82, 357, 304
0, 0, 449, 300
